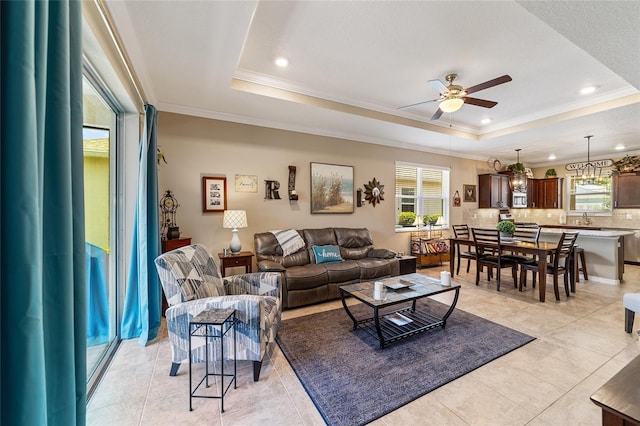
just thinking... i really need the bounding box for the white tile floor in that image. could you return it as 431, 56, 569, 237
87, 263, 640, 425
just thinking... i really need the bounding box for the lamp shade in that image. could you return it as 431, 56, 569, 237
439, 98, 464, 113
223, 210, 248, 230
436, 216, 446, 226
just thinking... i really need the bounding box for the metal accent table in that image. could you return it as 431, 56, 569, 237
339, 273, 460, 349
189, 309, 237, 413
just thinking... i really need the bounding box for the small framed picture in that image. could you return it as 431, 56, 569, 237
202, 176, 227, 212
463, 184, 476, 203
235, 174, 258, 193
453, 191, 461, 207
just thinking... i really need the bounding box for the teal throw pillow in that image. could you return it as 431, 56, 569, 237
312, 245, 343, 264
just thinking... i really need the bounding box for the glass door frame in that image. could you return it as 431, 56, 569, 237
83, 61, 126, 400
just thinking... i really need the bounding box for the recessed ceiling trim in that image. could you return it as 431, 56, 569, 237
479, 92, 640, 141
156, 100, 490, 162
230, 78, 477, 140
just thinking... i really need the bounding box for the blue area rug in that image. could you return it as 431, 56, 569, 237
276, 300, 535, 426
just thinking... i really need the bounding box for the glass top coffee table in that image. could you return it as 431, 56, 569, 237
339, 273, 460, 348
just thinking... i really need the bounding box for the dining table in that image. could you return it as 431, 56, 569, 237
449, 236, 575, 303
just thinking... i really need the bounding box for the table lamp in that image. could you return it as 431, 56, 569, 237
223, 210, 248, 254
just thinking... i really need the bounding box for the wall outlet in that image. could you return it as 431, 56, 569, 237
547, 213, 552, 218
473, 214, 478, 219
627, 213, 633, 220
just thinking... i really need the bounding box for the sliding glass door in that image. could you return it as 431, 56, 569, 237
83, 75, 121, 395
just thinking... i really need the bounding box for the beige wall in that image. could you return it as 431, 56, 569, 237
157, 112, 487, 258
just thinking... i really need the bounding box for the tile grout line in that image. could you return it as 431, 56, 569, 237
138, 340, 162, 426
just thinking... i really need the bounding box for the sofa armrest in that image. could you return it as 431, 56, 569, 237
257, 260, 286, 273
223, 271, 282, 298
368, 248, 397, 259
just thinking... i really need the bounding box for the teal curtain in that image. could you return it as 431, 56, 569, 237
121, 104, 161, 345
1, 1, 86, 425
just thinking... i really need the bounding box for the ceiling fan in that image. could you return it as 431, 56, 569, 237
399, 73, 512, 120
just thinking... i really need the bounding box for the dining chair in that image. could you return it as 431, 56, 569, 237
503, 226, 541, 287
472, 228, 519, 291
452, 224, 475, 275
519, 232, 579, 301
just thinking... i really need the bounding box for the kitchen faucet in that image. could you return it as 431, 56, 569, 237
582, 212, 591, 225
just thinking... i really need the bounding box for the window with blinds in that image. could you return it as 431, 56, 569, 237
395, 162, 449, 229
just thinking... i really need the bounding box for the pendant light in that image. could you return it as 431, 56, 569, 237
509, 149, 527, 192
577, 135, 601, 184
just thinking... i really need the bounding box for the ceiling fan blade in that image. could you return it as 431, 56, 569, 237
465, 75, 512, 95
431, 108, 444, 120
398, 98, 440, 110
428, 79, 447, 94
463, 97, 498, 108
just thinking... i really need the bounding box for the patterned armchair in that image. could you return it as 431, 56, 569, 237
154, 244, 282, 381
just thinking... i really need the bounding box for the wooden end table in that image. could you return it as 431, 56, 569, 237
217, 251, 254, 277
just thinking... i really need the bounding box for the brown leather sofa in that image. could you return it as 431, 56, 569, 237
254, 228, 399, 309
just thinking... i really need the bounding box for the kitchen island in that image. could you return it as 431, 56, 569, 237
539, 226, 634, 285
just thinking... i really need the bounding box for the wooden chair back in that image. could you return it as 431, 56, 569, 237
472, 228, 500, 255
513, 227, 540, 244
553, 232, 579, 271
452, 224, 470, 239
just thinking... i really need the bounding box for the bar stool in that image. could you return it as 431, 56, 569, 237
574, 247, 588, 283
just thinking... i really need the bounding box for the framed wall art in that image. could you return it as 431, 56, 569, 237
453, 190, 461, 207
463, 184, 477, 203
310, 162, 354, 214
234, 174, 258, 193
202, 176, 227, 212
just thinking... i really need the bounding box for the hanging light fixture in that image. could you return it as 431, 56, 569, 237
439, 97, 464, 113
509, 148, 527, 192
576, 135, 602, 184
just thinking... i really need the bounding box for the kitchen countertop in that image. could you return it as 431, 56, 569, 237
538, 226, 634, 238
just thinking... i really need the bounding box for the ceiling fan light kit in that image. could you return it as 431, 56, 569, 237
439, 97, 464, 113
399, 72, 512, 121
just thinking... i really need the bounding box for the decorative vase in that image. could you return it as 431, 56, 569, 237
229, 229, 242, 253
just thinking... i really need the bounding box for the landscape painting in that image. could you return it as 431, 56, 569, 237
310, 162, 354, 214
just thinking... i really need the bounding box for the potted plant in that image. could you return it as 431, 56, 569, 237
398, 212, 416, 227
545, 168, 557, 178
506, 162, 525, 173
496, 220, 516, 237
424, 214, 440, 226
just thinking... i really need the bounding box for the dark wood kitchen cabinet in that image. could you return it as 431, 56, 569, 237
527, 178, 562, 209
528, 179, 539, 208
539, 178, 563, 209
478, 174, 511, 208
613, 173, 640, 208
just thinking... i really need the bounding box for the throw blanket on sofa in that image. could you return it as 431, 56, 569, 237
269, 229, 306, 256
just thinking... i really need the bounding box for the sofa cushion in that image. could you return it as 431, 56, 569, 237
323, 260, 360, 283
254, 231, 309, 267
303, 228, 337, 263
284, 264, 329, 290
368, 248, 397, 259
312, 245, 344, 264
334, 228, 374, 259
355, 258, 392, 281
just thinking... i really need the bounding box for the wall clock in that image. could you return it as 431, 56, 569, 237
364, 178, 384, 207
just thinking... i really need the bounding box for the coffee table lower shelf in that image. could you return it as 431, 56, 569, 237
339, 276, 460, 349
355, 306, 448, 347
